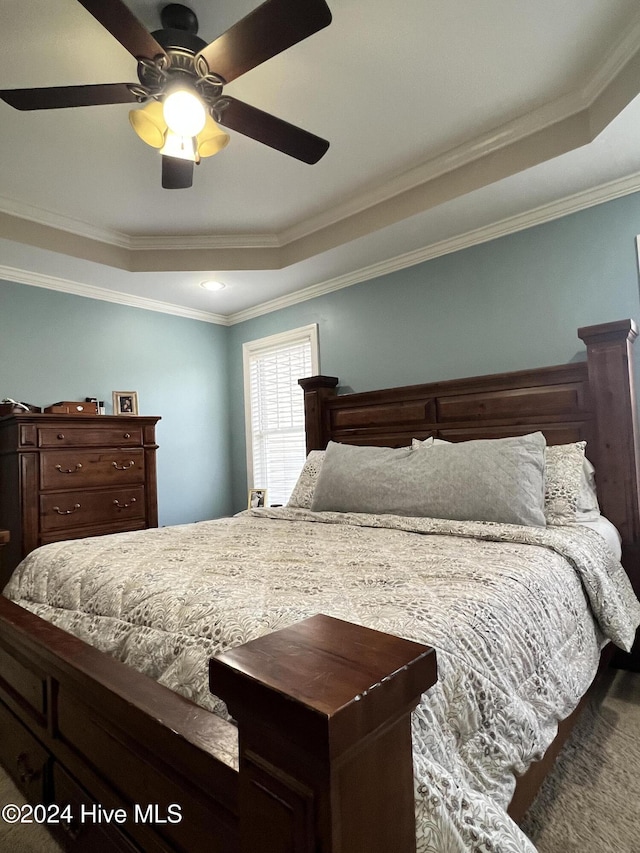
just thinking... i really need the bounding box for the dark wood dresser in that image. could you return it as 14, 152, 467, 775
0, 414, 160, 587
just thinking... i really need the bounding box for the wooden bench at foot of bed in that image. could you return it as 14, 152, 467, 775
0, 600, 436, 853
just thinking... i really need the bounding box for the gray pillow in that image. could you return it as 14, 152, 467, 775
311, 434, 547, 526
413, 436, 601, 525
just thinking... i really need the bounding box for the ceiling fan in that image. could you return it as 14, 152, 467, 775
0, 0, 332, 189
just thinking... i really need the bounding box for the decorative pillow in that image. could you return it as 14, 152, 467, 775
311, 435, 547, 526
412, 436, 600, 525
287, 450, 326, 508
413, 437, 447, 448
412, 436, 435, 447
544, 441, 600, 524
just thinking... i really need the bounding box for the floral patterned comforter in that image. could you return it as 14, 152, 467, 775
5, 508, 640, 852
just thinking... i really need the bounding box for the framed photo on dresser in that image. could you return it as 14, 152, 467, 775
113, 391, 139, 415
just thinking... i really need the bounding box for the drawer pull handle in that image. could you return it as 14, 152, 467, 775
112, 460, 135, 470
113, 498, 137, 509
55, 463, 83, 474
52, 503, 81, 515
16, 752, 40, 785
57, 433, 65, 440
123, 433, 131, 439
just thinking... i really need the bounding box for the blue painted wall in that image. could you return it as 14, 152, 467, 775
228, 192, 640, 510
0, 281, 232, 524
4, 191, 640, 517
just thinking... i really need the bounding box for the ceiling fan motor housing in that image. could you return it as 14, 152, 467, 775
136, 4, 221, 108
160, 4, 199, 34
148, 5, 207, 62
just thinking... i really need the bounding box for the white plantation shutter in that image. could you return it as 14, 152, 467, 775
244, 325, 319, 506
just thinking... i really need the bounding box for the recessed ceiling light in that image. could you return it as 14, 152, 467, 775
200, 280, 226, 291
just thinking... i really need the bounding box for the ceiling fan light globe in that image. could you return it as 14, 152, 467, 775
163, 90, 206, 137
197, 115, 230, 158
129, 101, 167, 149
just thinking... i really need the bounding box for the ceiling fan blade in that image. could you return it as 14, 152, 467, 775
76, 0, 166, 61
197, 0, 331, 83
218, 97, 329, 164
162, 156, 194, 190
0, 83, 138, 111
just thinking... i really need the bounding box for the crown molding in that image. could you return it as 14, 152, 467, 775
127, 233, 281, 250
0, 265, 229, 325
4, 169, 640, 328
277, 97, 579, 246
0, 193, 281, 253
0, 195, 131, 248
579, 9, 640, 103
227, 170, 640, 325
0, 195, 279, 253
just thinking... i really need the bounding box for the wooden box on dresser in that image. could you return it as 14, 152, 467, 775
0, 414, 160, 589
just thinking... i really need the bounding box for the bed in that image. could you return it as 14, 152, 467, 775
0, 318, 639, 853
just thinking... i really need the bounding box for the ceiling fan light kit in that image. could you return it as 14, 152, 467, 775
129, 99, 230, 161
196, 117, 230, 158
0, 0, 332, 189
129, 100, 166, 148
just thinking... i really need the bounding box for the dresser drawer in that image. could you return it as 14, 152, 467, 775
0, 701, 49, 803
40, 450, 145, 490
40, 520, 147, 546
40, 486, 146, 533
38, 425, 143, 448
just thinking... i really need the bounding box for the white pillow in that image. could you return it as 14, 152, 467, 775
577, 457, 600, 520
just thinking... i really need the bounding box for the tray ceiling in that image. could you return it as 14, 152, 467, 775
1, 0, 640, 320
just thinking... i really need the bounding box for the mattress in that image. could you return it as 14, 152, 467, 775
5, 507, 640, 853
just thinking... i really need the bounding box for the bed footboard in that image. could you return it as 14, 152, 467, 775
211, 614, 438, 853
0, 600, 436, 852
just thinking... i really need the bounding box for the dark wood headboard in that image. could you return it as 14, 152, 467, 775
300, 319, 640, 586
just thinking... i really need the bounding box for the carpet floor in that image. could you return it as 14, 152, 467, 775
0, 668, 638, 852
520, 667, 640, 852
0, 773, 63, 852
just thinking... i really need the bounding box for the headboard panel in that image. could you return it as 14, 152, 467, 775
299, 320, 640, 586
301, 363, 593, 450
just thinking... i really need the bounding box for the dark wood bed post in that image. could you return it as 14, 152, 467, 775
210, 615, 437, 853
299, 376, 339, 452
578, 319, 640, 583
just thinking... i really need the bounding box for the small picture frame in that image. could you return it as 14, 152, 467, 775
113, 391, 139, 416
248, 488, 267, 509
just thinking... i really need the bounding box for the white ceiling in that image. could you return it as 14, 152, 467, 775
1, 0, 640, 322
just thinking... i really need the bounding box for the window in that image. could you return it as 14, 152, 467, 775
243, 325, 319, 506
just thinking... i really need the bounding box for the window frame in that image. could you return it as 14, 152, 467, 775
243, 324, 320, 498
